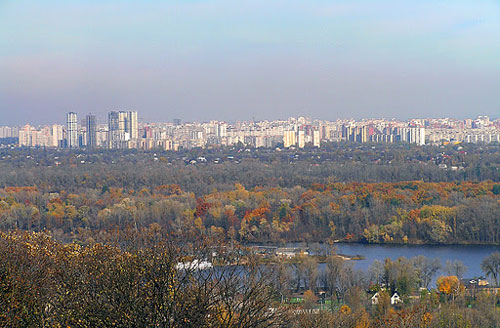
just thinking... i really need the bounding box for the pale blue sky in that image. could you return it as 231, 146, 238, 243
1, 0, 499, 124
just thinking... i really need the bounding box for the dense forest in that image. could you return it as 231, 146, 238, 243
1, 145, 500, 245
2, 180, 500, 245
2, 143, 500, 196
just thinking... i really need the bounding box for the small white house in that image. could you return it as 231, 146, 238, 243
372, 291, 403, 305
391, 292, 402, 305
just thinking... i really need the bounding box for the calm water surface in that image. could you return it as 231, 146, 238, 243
288, 242, 500, 286
337, 243, 499, 272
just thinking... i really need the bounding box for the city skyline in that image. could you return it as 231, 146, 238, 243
2, 1, 500, 125
7, 111, 500, 150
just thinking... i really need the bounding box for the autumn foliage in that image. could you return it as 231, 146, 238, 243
1, 180, 500, 245
0, 230, 286, 328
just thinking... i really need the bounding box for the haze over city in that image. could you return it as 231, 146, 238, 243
1, 0, 500, 125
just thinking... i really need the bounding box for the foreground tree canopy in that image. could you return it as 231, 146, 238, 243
2, 231, 500, 328
0, 230, 288, 328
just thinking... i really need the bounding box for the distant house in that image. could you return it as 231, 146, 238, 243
275, 247, 308, 259
460, 278, 497, 297
391, 292, 402, 305
371, 291, 403, 305
175, 260, 213, 270
276, 251, 297, 258
461, 278, 489, 288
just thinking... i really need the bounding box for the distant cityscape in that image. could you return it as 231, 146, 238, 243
1, 112, 500, 150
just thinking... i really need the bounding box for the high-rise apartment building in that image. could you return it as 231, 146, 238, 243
409, 127, 425, 146
51, 124, 64, 147
313, 130, 321, 147
0, 126, 18, 139
108, 111, 138, 149
297, 130, 305, 148
86, 114, 97, 149
66, 112, 78, 148
127, 111, 138, 139
19, 124, 33, 147
283, 130, 296, 148
360, 126, 369, 143
108, 111, 126, 149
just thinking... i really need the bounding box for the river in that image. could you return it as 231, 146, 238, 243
286, 242, 500, 286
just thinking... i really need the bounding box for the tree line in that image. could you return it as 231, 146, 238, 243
2, 180, 500, 245
2, 143, 500, 196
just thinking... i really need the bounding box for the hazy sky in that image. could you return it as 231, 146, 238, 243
1, 0, 499, 125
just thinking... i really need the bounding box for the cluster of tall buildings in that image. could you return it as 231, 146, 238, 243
283, 128, 320, 148
5, 114, 500, 150
0, 126, 19, 139
107, 111, 138, 149
425, 116, 500, 145
15, 111, 138, 149
340, 125, 426, 145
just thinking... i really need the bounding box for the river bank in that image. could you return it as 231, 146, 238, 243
246, 242, 500, 285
